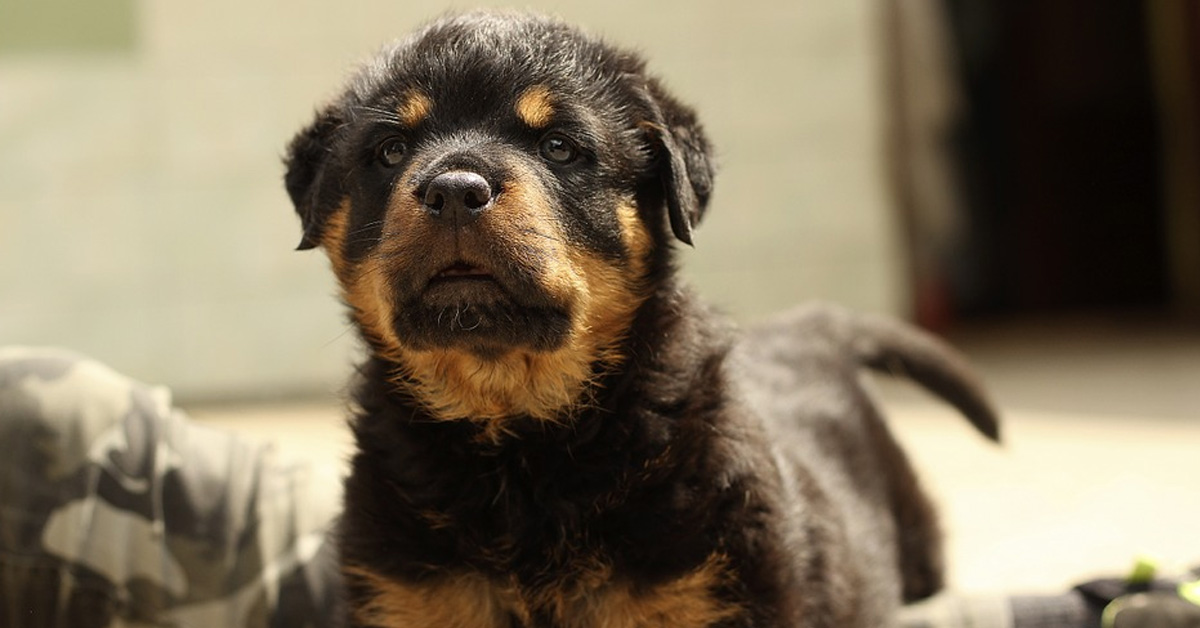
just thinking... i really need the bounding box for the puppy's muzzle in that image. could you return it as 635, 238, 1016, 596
420, 171, 495, 226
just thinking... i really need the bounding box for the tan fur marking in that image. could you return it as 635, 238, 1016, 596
617, 202, 652, 279
345, 567, 511, 628
582, 554, 743, 628
318, 199, 405, 357
347, 554, 739, 628
318, 201, 350, 276
398, 90, 434, 127
516, 85, 556, 128
337, 257, 404, 357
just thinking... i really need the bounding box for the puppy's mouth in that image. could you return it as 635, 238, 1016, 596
422, 260, 508, 306
430, 261, 497, 284
391, 254, 571, 354
426, 261, 504, 296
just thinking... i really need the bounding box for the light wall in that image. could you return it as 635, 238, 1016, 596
0, 1, 905, 401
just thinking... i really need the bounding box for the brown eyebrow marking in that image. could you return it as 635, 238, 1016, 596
398, 90, 434, 127
516, 85, 555, 128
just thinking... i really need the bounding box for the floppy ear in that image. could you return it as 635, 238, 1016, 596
638, 80, 714, 246
283, 108, 344, 251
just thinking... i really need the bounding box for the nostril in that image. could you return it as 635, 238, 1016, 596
463, 189, 488, 210
425, 190, 446, 213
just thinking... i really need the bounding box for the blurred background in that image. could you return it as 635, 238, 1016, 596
1, 0, 1198, 594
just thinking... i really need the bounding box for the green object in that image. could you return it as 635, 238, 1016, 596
1180, 579, 1200, 607
1129, 556, 1161, 585
1103, 592, 1200, 628
1102, 594, 1130, 628
1101, 563, 1200, 628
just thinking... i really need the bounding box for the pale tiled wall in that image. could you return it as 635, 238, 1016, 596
0, 1, 906, 400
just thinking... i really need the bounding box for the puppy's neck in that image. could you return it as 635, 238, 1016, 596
388, 342, 617, 431
380, 295, 646, 440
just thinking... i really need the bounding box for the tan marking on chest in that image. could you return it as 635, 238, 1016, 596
346, 567, 514, 628
577, 554, 742, 628
516, 85, 555, 128
347, 554, 740, 628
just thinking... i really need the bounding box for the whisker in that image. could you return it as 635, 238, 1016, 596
323, 321, 359, 347
461, 307, 482, 331
516, 228, 563, 243
344, 220, 386, 237
344, 236, 384, 248
350, 105, 406, 125
340, 163, 363, 189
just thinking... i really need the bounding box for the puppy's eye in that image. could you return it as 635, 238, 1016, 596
377, 138, 407, 167
539, 134, 579, 164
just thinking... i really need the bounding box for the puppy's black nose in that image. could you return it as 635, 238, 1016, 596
422, 171, 493, 224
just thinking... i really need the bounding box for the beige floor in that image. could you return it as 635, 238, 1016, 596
188, 318, 1200, 597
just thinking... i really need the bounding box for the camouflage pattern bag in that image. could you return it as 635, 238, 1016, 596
0, 347, 343, 628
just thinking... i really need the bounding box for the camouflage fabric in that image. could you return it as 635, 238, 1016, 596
0, 347, 343, 628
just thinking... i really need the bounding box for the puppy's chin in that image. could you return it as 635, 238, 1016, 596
392, 286, 573, 356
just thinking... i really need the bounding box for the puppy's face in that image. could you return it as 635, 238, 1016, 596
285, 12, 713, 422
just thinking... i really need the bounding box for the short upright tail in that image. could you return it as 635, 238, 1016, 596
846, 311, 1001, 442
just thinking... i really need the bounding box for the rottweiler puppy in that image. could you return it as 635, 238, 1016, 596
283, 10, 999, 627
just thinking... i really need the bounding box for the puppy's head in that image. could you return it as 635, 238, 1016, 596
285, 11, 713, 424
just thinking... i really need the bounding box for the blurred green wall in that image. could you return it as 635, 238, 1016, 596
0, 0, 137, 53
0, 0, 905, 401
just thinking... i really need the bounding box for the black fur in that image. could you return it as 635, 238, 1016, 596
284, 11, 999, 627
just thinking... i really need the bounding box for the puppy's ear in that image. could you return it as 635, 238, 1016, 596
638, 80, 714, 246
284, 107, 343, 251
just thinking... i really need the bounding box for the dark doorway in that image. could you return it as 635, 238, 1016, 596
942, 0, 1168, 317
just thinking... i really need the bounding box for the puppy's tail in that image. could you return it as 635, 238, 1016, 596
845, 309, 1001, 442
745, 303, 1001, 442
